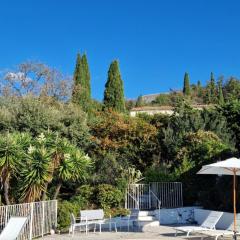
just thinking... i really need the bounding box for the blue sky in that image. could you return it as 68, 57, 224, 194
0, 0, 240, 100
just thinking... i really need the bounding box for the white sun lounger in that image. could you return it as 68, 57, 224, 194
174, 211, 223, 236
197, 217, 240, 240
0, 216, 28, 240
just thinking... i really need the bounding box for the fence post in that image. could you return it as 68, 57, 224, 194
55, 200, 58, 230
29, 202, 34, 240
149, 184, 151, 209
125, 190, 127, 209
41, 201, 45, 237
4, 205, 8, 227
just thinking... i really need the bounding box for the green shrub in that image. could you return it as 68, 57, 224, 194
144, 166, 176, 182
71, 184, 95, 209
104, 208, 130, 218
97, 184, 123, 209
57, 201, 78, 232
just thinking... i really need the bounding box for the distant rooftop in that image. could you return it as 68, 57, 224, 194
131, 104, 212, 111
130, 104, 214, 116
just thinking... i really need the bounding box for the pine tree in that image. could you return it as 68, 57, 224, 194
183, 72, 191, 96
103, 60, 126, 112
217, 79, 224, 104
71, 53, 91, 111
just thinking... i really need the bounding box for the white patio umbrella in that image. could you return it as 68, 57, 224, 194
197, 157, 240, 239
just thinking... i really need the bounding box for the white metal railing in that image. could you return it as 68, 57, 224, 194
150, 189, 161, 224
126, 184, 150, 209
125, 191, 139, 209
125, 182, 183, 210
150, 182, 183, 208
0, 200, 57, 240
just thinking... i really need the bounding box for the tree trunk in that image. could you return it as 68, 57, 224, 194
53, 182, 62, 200
4, 179, 10, 205
41, 183, 49, 201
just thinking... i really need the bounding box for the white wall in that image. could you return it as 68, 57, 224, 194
158, 207, 235, 229
157, 207, 199, 225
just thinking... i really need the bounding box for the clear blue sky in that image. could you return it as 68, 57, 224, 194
0, 0, 240, 100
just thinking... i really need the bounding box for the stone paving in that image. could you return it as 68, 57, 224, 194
42, 225, 203, 240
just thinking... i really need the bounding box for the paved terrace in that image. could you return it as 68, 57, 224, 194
42, 225, 205, 240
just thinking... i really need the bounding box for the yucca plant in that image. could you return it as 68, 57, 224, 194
0, 132, 29, 204
52, 146, 92, 199
19, 133, 53, 202
20, 145, 53, 202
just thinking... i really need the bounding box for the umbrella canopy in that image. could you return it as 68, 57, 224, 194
198, 157, 240, 176
197, 157, 240, 238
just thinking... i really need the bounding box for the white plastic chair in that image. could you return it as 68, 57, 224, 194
0, 216, 27, 240
174, 211, 223, 236
197, 216, 240, 240
69, 213, 88, 235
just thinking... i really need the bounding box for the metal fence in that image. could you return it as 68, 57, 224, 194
125, 182, 183, 210
0, 200, 57, 240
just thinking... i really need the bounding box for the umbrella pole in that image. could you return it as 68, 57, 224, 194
233, 170, 237, 240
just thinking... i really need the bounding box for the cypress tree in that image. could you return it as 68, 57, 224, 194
103, 60, 126, 112
206, 72, 217, 103
183, 72, 191, 96
197, 80, 202, 97
135, 95, 144, 107
71, 53, 91, 111
217, 79, 224, 104
81, 53, 91, 104
210, 72, 216, 98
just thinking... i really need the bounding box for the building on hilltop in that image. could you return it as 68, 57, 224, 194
130, 105, 212, 117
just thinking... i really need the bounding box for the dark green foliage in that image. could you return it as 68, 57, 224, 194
224, 77, 240, 101
57, 201, 79, 231
135, 95, 144, 107
183, 72, 191, 96
197, 80, 203, 97
103, 60, 126, 112
70, 184, 95, 209
125, 100, 135, 111
160, 103, 234, 163
219, 100, 240, 153
0, 97, 90, 149
210, 72, 216, 96
96, 184, 123, 209
57, 199, 129, 231
205, 72, 218, 103
152, 94, 171, 105
217, 79, 224, 104
144, 165, 176, 182
174, 130, 234, 206
72, 53, 91, 112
